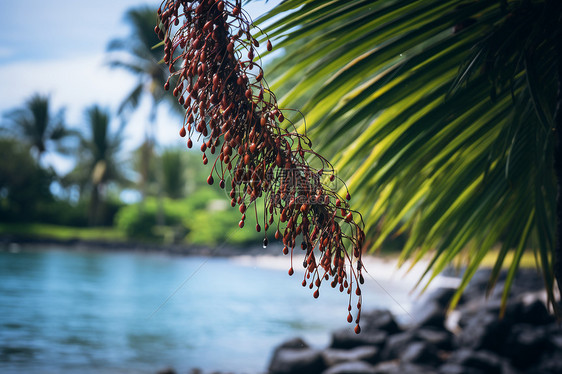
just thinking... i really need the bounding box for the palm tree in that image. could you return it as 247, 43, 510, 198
161, 148, 186, 199
107, 6, 182, 222
69, 105, 127, 226
107, 6, 180, 124
257, 0, 562, 312
1, 93, 74, 164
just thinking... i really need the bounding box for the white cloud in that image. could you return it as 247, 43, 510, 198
0, 54, 134, 121
0, 47, 13, 59
0, 54, 186, 173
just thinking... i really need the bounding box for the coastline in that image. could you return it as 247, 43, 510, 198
0, 234, 284, 258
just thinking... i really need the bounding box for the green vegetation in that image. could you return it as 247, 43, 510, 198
0, 103, 262, 247
1, 93, 76, 162
0, 223, 125, 242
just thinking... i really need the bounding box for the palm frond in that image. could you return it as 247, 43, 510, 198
260, 0, 561, 309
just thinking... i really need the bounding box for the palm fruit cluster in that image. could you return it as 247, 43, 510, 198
156, 0, 366, 333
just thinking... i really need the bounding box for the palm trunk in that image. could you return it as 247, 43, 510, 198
89, 184, 100, 226
149, 107, 166, 227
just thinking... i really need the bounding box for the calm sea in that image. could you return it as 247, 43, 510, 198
0, 245, 444, 373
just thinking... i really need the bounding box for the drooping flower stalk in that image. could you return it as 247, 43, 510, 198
156, 0, 366, 333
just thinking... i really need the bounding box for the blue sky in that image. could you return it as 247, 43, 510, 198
0, 0, 278, 173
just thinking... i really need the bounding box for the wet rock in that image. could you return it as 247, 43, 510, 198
371, 362, 435, 374
503, 324, 549, 369
414, 301, 446, 328
400, 341, 440, 365
445, 349, 503, 374
330, 328, 388, 350
322, 346, 379, 366
415, 327, 454, 350
322, 361, 376, 374
157, 368, 177, 374
513, 299, 554, 325
360, 310, 401, 335
455, 312, 509, 353
371, 361, 400, 374
380, 331, 416, 361
439, 363, 486, 374
268, 348, 325, 374
276, 337, 310, 350
528, 351, 562, 374
379, 328, 449, 362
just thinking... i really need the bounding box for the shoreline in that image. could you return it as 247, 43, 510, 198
0, 234, 284, 258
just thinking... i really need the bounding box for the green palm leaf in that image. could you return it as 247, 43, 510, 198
259, 0, 562, 311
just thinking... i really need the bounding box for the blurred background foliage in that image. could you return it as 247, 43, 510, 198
0, 4, 267, 250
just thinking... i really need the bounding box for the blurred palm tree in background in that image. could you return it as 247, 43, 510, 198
259, 0, 562, 312
107, 6, 179, 123
161, 149, 186, 200
107, 6, 181, 218
68, 105, 128, 226
1, 93, 75, 165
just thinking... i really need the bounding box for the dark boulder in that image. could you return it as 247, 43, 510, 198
380, 331, 417, 361
380, 328, 448, 362
331, 328, 388, 350
371, 362, 436, 374
415, 327, 454, 350
445, 349, 503, 374
503, 324, 550, 369
269, 337, 325, 374
322, 346, 380, 366
414, 301, 447, 329
439, 364, 487, 374
400, 341, 441, 366
455, 312, 509, 353
360, 310, 402, 335
275, 337, 310, 350
157, 368, 177, 374
322, 361, 376, 374
268, 348, 326, 374
512, 299, 554, 325
527, 351, 562, 374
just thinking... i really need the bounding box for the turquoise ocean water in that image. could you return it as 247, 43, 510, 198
0, 246, 425, 373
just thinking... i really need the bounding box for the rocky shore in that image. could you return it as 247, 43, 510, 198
157, 268, 561, 374
265, 269, 561, 374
